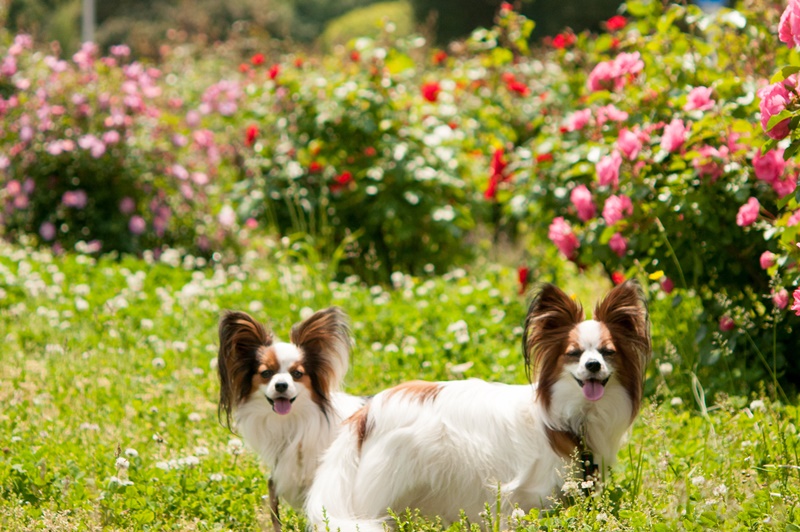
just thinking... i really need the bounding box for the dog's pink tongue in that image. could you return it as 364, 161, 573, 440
273, 398, 292, 415
583, 380, 605, 401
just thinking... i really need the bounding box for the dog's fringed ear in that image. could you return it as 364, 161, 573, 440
217, 311, 273, 430
523, 284, 584, 379
594, 279, 651, 363
290, 307, 352, 414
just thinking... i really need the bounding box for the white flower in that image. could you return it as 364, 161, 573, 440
210, 473, 224, 482
713, 484, 728, 497
248, 301, 264, 313
140, 319, 154, 330
659, 362, 673, 376
749, 400, 766, 412
115, 457, 130, 470
188, 412, 202, 423
691, 475, 705, 486
124, 448, 138, 458
510, 508, 526, 521
228, 438, 244, 455
180, 455, 200, 467
670, 397, 683, 406
155, 461, 170, 471
299, 307, 314, 320
194, 446, 209, 456
152, 357, 165, 368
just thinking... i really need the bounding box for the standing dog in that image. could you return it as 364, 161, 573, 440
217, 307, 365, 531
305, 281, 651, 531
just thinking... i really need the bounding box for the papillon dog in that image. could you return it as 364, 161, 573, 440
216, 307, 365, 531
305, 280, 651, 531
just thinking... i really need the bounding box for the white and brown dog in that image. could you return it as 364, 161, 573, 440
217, 307, 365, 531
305, 281, 651, 531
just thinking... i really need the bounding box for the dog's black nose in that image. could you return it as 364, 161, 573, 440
585, 360, 601, 373
274, 381, 288, 393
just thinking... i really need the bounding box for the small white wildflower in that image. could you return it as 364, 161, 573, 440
248, 301, 264, 313
80, 422, 100, 431
580, 479, 594, 490
152, 357, 165, 369
510, 508, 526, 521
115, 457, 130, 470
194, 446, 209, 456
172, 341, 188, 353
140, 319, 154, 330
561, 480, 580, 495
671, 397, 683, 406
659, 362, 674, 376
192, 367, 204, 376
155, 461, 170, 471
596, 512, 608, 522
210, 473, 224, 482
370, 342, 383, 351
181, 455, 200, 467
75, 298, 90, 311
749, 400, 766, 412
228, 438, 244, 455
299, 306, 314, 320
188, 412, 202, 422
713, 484, 728, 497
691, 475, 706, 486
152, 433, 164, 443
124, 448, 138, 458
385, 343, 399, 353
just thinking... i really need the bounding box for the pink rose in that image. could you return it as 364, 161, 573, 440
570, 185, 596, 222
616, 128, 642, 160
129, 215, 146, 235
780, 0, 800, 49
660, 118, 690, 153
753, 149, 786, 183
693, 145, 726, 181
587, 61, 617, 92
613, 52, 644, 78
792, 288, 800, 316
596, 104, 629, 126
760, 251, 776, 269
772, 173, 797, 198
683, 86, 715, 112
789, 209, 800, 227
565, 109, 592, 131
548, 217, 580, 259
596, 151, 622, 188
62, 190, 88, 209
39, 222, 56, 241
735, 197, 760, 227
608, 232, 628, 257
602, 194, 633, 226
758, 75, 799, 140
773, 288, 789, 309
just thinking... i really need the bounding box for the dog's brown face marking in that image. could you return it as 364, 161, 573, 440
564, 324, 615, 358
251, 346, 280, 389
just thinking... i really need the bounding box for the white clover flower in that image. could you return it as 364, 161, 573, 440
188, 412, 202, 423
749, 400, 766, 412
75, 298, 90, 311
124, 448, 138, 458
248, 301, 264, 313
713, 484, 728, 497
299, 307, 314, 320
152, 357, 165, 369
140, 319, 154, 330
194, 446, 209, 456
671, 397, 683, 406
209, 473, 224, 482
510, 508, 526, 521
580, 479, 594, 490
228, 438, 244, 455
691, 475, 706, 486
155, 461, 170, 471
180, 456, 200, 467
80, 423, 100, 431
115, 457, 130, 470
659, 362, 674, 376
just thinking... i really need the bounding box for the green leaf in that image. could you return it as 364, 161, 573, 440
767, 109, 792, 130
385, 51, 415, 75
784, 138, 800, 160
771, 65, 800, 83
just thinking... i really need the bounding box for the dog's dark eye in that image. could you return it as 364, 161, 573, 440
599, 348, 616, 357
260, 369, 274, 379
290, 370, 304, 380
566, 349, 582, 358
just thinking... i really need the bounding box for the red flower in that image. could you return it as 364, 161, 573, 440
294, 57, 304, 68
517, 266, 530, 295
251, 53, 265, 66
606, 15, 627, 31
611, 272, 625, 285
350, 50, 360, 62
433, 50, 448, 65
719, 316, 735, 332
507, 80, 530, 96
421, 81, 441, 102
536, 153, 553, 163
331, 171, 353, 193
552, 33, 576, 49
364, 146, 377, 157
238, 63, 250, 73
500, 2, 513, 12
309, 161, 323, 173
245, 124, 258, 147
485, 148, 511, 200
268, 64, 280, 80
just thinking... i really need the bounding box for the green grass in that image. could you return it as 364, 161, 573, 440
0, 241, 797, 530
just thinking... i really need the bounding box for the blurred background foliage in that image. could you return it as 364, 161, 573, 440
3, 0, 624, 56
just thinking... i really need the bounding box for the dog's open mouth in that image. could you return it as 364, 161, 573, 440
267, 396, 296, 415
574, 377, 610, 402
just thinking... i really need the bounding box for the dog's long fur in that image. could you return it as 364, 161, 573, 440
305, 281, 651, 531
216, 307, 365, 528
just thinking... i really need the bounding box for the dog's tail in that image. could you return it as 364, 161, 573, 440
305, 408, 386, 532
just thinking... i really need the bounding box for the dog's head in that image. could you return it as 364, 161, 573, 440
217, 307, 351, 428
523, 280, 651, 419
